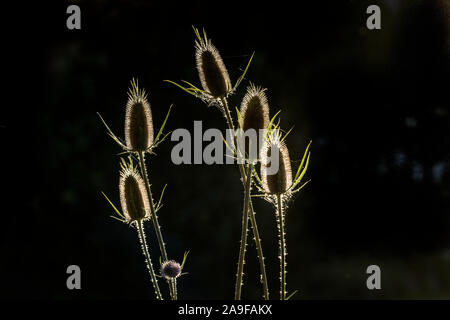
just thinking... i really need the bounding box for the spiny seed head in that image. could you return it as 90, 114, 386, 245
240, 84, 270, 159
119, 158, 150, 223
195, 30, 231, 99
125, 78, 154, 152
240, 84, 270, 133
161, 260, 182, 280
261, 137, 293, 195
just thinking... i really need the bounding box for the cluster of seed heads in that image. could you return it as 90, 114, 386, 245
102, 26, 310, 301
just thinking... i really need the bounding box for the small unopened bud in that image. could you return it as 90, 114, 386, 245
161, 260, 182, 280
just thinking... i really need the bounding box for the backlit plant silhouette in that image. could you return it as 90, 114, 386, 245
99, 79, 188, 300
167, 27, 311, 300
99, 28, 311, 300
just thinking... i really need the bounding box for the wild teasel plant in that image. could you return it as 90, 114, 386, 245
253, 118, 312, 300
232, 83, 271, 300
166, 27, 269, 300
102, 157, 162, 300
99, 79, 184, 300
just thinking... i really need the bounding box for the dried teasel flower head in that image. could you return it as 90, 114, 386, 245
239, 84, 270, 160
125, 78, 154, 152
195, 29, 231, 99
119, 158, 151, 223
160, 260, 182, 280
261, 130, 293, 195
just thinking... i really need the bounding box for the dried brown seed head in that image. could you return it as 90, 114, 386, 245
195, 31, 231, 99
261, 141, 293, 195
124, 79, 154, 152
240, 84, 270, 159
119, 159, 150, 222
240, 84, 269, 133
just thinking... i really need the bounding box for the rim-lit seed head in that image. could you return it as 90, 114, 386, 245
125, 79, 154, 152
119, 159, 150, 223
240, 84, 270, 133
195, 31, 231, 99
261, 138, 293, 195
161, 260, 182, 280
240, 84, 270, 159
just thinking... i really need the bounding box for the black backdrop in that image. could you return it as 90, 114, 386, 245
1, 0, 449, 299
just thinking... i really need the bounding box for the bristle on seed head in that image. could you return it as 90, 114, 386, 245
261, 133, 293, 195
119, 158, 150, 223
125, 78, 154, 152
195, 29, 231, 99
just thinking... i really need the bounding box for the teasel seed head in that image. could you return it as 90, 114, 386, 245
119, 158, 150, 223
240, 84, 270, 159
195, 30, 231, 99
125, 78, 154, 152
261, 137, 293, 195
161, 260, 182, 280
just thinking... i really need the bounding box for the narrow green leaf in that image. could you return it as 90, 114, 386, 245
252, 165, 263, 187
98, 112, 126, 149
286, 290, 299, 300
236, 107, 242, 129
295, 152, 310, 186
109, 215, 126, 223
181, 80, 206, 93
293, 141, 312, 182
164, 80, 198, 97
154, 104, 173, 145
266, 110, 281, 139
292, 179, 311, 193
234, 52, 255, 90
181, 250, 190, 270
157, 184, 168, 210
280, 125, 295, 143
101, 191, 125, 219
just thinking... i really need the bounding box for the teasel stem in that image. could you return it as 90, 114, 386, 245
235, 163, 253, 299
136, 220, 163, 300
220, 97, 269, 300
137, 150, 176, 300
173, 279, 178, 300
276, 193, 286, 300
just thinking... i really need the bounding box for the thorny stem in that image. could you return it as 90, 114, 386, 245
138, 150, 176, 300
276, 193, 286, 300
173, 279, 178, 300
136, 220, 163, 300
235, 163, 253, 300
220, 97, 269, 300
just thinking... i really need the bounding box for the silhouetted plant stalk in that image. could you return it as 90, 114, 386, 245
235, 163, 252, 299
234, 84, 270, 300
99, 79, 187, 300
137, 149, 176, 299
166, 28, 269, 300
137, 220, 163, 300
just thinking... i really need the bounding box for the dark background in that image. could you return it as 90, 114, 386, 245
1, 0, 449, 299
